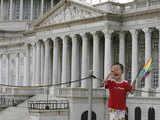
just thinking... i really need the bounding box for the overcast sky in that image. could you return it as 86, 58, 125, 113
89, 0, 134, 4
117, 0, 134, 3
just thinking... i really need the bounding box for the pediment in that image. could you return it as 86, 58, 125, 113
34, 0, 106, 28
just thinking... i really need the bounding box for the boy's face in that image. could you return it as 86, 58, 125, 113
111, 65, 123, 81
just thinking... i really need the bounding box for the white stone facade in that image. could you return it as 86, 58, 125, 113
0, 0, 160, 120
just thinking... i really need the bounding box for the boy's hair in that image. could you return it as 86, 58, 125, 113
112, 63, 124, 72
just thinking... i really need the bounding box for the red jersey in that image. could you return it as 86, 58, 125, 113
105, 79, 132, 110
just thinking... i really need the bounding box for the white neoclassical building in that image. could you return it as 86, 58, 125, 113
0, 0, 160, 120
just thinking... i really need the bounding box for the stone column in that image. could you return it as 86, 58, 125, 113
0, 55, 1, 84
81, 33, 90, 88
15, 53, 19, 86
19, 0, 23, 20
41, 43, 45, 85
44, 41, 50, 85
119, 31, 125, 79
32, 43, 36, 85
93, 32, 101, 88
51, 0, 54, 9
61, 37, 71, 87
9, 0, 13, 20
104, 30, 112, 78
158, 28, 160, 90
6, 54, 9, 85
71, 35, 80, 88
143, 28, 152, 95
130, 30, 138, 85
53, 39, 60, 85
41, 0, 44, 16
36, 42, 41, 85
24, 45, 30, 86
30, 0, 33, 20
0, 0, 4, 21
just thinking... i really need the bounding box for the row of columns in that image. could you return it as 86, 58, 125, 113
0, 53, 29, 86
26, 28, 157, 92
0, 28, 158, 97
29, 31, 125, 89
0, 0, 56, 21
130, 28, 160, 96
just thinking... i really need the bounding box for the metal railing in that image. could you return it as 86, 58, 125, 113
28, 100, 69, 112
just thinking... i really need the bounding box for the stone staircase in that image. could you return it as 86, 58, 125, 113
0, 94, 67, 120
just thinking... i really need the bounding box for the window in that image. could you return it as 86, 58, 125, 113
112, 34, 119, 64
81, 111, 96, 120
23, 0, 31, 20
139, 39, 145, 49
135, 107, 141, 120
153, 41, 158, 49
43, 0, 51, 14
141, 80, 145, 88
33, 0, 40, 19
13, 0, 20, 20
148, 108, 155, 120
152, 70, 158, 88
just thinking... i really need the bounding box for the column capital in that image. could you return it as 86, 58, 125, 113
36, 40, 42, 46
62, 39, 70, 46
63, 35, 71, 40
91, 31, 99, 37
54, 39, 59, 46
80, 33, 89, 42
71, 34, 80, 40
129, 29, 138, 36
142, 28, 152, 33
156, 27, 160, 31
80, 32, 88, 38
31, 42, 36, 46
24, 43, 30, 48
44, 40, 50, 47
119, 31, 126, 35
102, 29, 114, 35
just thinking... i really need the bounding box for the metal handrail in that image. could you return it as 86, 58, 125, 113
27, 100, 69, 111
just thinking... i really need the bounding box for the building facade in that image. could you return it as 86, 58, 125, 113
0, 0, 160, 120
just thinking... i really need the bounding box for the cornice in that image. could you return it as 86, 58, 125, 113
25, 13, 122, 35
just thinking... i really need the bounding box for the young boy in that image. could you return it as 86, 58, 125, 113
104, 63, 136, 120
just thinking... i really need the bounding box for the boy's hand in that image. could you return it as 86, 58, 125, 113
104, 71, 112, 85
129, 79, 136, 94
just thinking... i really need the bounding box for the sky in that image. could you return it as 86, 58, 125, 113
89, 0, 134, 4
118, 0, 134, 3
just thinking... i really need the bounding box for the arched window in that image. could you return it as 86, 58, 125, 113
148, 107, 155, 120
81, 111, 96, 120
135, 107, 141, 120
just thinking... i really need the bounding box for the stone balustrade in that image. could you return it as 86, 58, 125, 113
55, 88, 106, 98
123, 1, 160, 14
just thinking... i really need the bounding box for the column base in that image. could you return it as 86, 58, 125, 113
134, 88, 142, 97
49, 86, 59, 96
142, 88, 156, 97
155, 88, 160, 97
